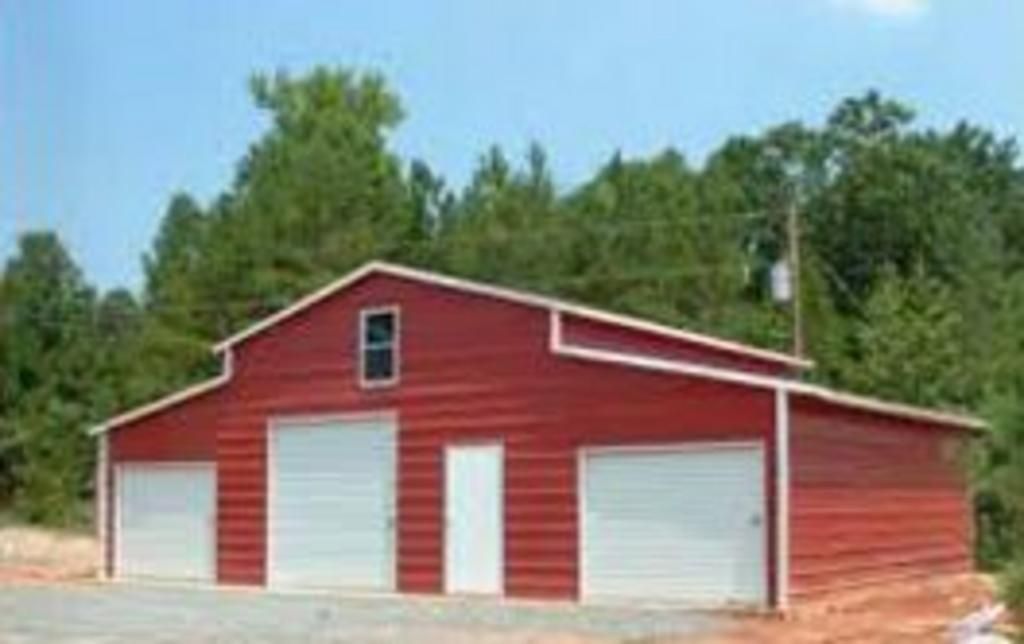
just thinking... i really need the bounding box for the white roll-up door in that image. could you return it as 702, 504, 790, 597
116, 463, 216, 581
581, 443, 766, 605
268, 415, 396, 590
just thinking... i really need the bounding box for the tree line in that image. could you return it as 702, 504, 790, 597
1, 67, 1022, 594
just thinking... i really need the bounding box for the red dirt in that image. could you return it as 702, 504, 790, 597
690, 574, 1012, 644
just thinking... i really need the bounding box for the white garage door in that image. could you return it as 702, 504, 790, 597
268, 416, 396, 590
582, 444, 766, 605
116, 463, 216, 581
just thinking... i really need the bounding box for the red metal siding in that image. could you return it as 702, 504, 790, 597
561, 314, 793, 376
107, 273, 777, 600
105, 387, 222, 577
789, 395, 971, 597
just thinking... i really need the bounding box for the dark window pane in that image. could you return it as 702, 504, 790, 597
364, 346, 394, 381
365, 312, 395, 345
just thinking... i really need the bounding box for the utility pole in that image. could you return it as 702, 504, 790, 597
787, 199, 803, 359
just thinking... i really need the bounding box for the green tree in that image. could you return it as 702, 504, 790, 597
144, 193, 209, 335
837, 267, 974, 408
404, 158, 455, 265
0, 233, 99, 523
812, 95, 1017, 309
194, 67, 418, 338
561, 149, 750, 332
436, 144, 567, 291
133, 194, 217, 400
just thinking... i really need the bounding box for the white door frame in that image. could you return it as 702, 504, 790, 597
114, 461, 217, 581
444, 441, 504, 595
577, 440, 767, 605
265, 410, 398, 590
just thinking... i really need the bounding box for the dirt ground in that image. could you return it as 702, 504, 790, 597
0, 525, 1015, 642
694, 574, 1013, 644
0, 524, 98, 583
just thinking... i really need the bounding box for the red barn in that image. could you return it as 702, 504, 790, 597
92, 262, 979, 608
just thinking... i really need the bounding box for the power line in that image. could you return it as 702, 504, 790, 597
3, 248, 988, 323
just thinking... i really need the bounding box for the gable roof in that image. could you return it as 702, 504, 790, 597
211, 261, 813, 369
90, 261, 983, 435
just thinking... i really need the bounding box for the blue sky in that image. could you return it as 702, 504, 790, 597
2, 0, 1021, 290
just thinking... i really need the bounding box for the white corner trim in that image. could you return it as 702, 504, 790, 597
88, 349, 235, 436
96, 432, 109, 580
211, 261, 811, 369
775, 388, 790, 611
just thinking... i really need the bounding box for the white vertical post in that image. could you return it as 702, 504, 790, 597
775, 387, 791, 610
96, 432, 109, 580
548, 308, 563, 351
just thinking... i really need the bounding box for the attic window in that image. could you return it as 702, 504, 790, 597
359, 307, 399, 387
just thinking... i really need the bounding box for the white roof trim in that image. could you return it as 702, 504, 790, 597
90, 301, 982, 437
795, 385, 986, 431
550, 311, 983, 430
211, 261, 812, 369
87, 350, 234, 435
556, 340, 785, 390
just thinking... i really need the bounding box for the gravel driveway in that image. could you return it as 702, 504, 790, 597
0, 582, 723, 643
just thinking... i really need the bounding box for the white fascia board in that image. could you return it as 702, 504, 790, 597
92, 266, 980, 436
211, 261, 811, 370
210, 262, 382, 354
797, 386, 986, 431
549, 310, 983, 431
554, 342, 786, 391
549, 304, 812, 370
87, 350, 234, 436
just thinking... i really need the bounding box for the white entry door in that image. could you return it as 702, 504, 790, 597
582, 444, 766, 605
116, 463, 215, 581
268, 416, 396, 590
445, 444, 503, 594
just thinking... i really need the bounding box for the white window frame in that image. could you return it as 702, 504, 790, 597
359, 305, 400, 389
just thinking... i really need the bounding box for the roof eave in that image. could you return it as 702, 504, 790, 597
86, 350, 234, 437
790, 383, 986, 432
